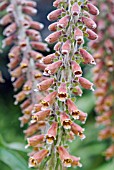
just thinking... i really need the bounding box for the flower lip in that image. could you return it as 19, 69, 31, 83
41, 100, 49, 108
20, 63, 28, 68
63, 158, 72, 167
58, 92, 67, 101
77, 39, 83, 45
29, 157, 37, 167
43, 68, 50, 76
74, 70, 82, 76
46, 135, 55, 144
31, 115, 38, 123
78, 131, 86, 140
63, 119, 72, 129
72, 110, 80, 119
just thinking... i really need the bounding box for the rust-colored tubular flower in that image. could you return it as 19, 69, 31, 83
91, 0, 114, 160
23, 0, 98, 169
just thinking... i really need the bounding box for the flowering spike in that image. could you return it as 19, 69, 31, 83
0, 0, 99, 168
91, 0, 114, 160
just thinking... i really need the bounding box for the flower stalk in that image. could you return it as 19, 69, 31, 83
91, 0, 114, 160
26, 0, 98, 169
0, 0, 47, 143
0, 0, 99, 169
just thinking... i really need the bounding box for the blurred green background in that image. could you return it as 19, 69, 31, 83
0, 0, 114, 170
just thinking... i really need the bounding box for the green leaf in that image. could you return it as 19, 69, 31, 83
0, 135, 28, 152
0, 147, 29, 170
95, 161, 114, 170
5, 142, 28, 152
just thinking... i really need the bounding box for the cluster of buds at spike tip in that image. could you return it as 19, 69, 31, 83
23, 0, 98, 169
90, 0, 114, 160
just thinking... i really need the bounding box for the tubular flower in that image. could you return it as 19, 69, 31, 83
25, 0, 98, 169
90, 0, 114, 160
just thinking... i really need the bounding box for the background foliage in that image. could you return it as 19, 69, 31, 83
0, 0, 113, 170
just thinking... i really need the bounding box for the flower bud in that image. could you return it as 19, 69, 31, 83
20, 0, 37, 7
37, 78, 54, 91
24, 123, 40, 137
47, 9, 63, 21
71, 3, 81, 16
86, 29, 98, 40
23, 104, 33, 115
20, 99, 31, 110
10, 66, 22, 79
45, 30, 62, 44
14, 91, 26, 104
8, 57, 20, 70
32, 109, 51, 123
30, 21, 44, 30
53, 0, 62, 8
3, 22, 17, 36
29, 50, 43, 60
48, 22, 58, 31
82, 16, 97, 29
7, 4, 14, 13
36, 63, 46, 71
71, 61, 82, 77
26, 29, 40, 39
9, 46, 20, 58
2, 35, 15, 48
33, 70, 42, 79
98, 128, 111, 140
42, 53, 56, 64
19, 114, 30, 127
0, 13, 13, 26
32, 104, 42, 113
58, 15, 70, 28
61, 40, 71, 55
87, 3, 99, 15
31, 41, 49, 51
79, 77, 94, 91
72, 86, 83, 96
44, 60, 62, 76
13, 76, 25, 90
74, 28, 84, 45
80, 48, 96, 65
0, 1, 9, 11
105, 145, 114, 160
20, 58, 29, 70
54, 42, 61, 51
23, 80, 32, 93
27, 134, 45, 148
71, 122, 85, 140
22, 6, 37, 15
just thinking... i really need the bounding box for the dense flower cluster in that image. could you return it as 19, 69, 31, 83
0, 0, 99, 169
0, 0, 47, 128
26, 0, 98, 169
90, 0, 114, 160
